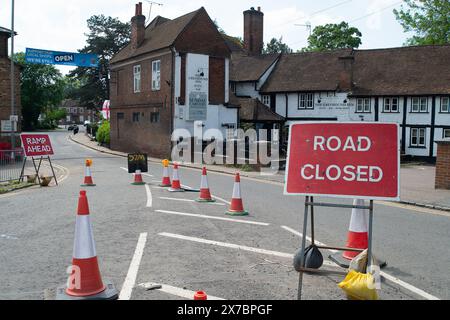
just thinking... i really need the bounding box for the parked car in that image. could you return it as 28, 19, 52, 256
67, 124, 77, 131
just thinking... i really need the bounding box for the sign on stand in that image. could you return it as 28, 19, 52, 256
20, 134, 58, 185
285, 122, 399, 200
284, 122, 400, 300
128, 153, 148, 173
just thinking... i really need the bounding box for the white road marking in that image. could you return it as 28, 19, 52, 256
281, 226, 337, 253
138, 282, 225, 300
145, 185, 153, 208
280, 226, 440, 300
0, 234, 18, 240
155, 210, 269, 226
158, 232, 336, 269
119, 232, 148, 300
158, 196, 225, 206
212, 195, 231, 205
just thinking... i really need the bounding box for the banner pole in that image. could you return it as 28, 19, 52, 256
297, 195, 310, 300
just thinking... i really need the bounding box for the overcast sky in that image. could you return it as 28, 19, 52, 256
1, 0, 410, 74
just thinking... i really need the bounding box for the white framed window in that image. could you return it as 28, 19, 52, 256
411, 97, 428, 113
150, 112, 160, 123
298, 93, 314, 109
410, 128, 426, 147
133, 65, 141, 93
356, 98, 371, 113
261, 95, 271, 106
383, 97, 399, 112
443, 129, 450, 138
441, 97, 450, 113
152, 60, 161, 91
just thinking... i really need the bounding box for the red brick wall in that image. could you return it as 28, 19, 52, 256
209, 57, 225, 105
109, 51, 173, 158
435, 142, 450, 189
0, 57, 22, 138
243, 9, 264, 56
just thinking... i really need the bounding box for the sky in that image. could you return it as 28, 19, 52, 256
0, 0, 411, 74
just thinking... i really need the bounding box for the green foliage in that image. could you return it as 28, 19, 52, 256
263, 37, 293, 54
68, 15, 131, 110
39, 107, 67, 129
394, 0, 450, 45
302, 22, 362, 52
14, 52, 65, 130
96, 121, 110, 145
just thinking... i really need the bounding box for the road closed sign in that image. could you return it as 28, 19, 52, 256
20, 134, 54, 157
284, 122, 399, 200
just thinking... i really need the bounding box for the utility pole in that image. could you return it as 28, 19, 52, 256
10, 0, 15, 152
294, 22, 312, 37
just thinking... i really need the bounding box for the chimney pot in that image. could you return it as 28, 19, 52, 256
257, 7, 261, 11
131, 3, 146, 49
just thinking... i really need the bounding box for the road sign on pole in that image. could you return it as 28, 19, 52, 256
284, 122, 400, 200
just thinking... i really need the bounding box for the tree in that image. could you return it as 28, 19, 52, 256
303, 22, 362, 52
394, 0, 450, 46
263, 37, 293, 54
69, 15, 130, 110
15, 53, 65, 130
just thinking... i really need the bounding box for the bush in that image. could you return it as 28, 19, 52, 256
96, 121, 110, 146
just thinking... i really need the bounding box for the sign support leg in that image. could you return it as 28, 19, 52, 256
47, 156, 58, 185
367, 200, 374, 272
31, 157, 41, 185
297, 196, 310, 300
310, 196, 315, 245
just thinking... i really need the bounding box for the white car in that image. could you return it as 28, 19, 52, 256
84, 120, 91, 126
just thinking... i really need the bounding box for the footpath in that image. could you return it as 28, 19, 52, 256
69, 132, 450, 212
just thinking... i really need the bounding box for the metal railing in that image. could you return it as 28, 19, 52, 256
0, 149, 25, 182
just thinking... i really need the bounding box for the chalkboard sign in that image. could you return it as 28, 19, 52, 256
127, 153, 148, 173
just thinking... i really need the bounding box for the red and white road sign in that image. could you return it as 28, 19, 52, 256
20, 134, 54, 157
284, 122, 400, 200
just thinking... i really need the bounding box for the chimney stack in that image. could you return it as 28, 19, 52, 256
131, 2, 145, 49
243, 7, 264, 56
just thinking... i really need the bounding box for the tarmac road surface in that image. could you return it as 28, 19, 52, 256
0, 129, 449, 300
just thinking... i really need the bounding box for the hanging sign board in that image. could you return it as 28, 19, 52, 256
127, 153, 148, 173
25, 48, 99, 68
284, 122, 400, 200
20, 134, 54, 157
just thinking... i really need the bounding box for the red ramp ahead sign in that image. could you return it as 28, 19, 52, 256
20, 134, 54, 157
284, 122, 400, 200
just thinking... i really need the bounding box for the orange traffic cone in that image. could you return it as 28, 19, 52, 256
132, 170, 145, 185
196, 167, 215, 202
343, 199, 368, 260
160, 161, 171, 187
194, 291, 207, 300
226, 173, 248, 216
81, 159, 95, 187
168, 164, 184, 192
56, 190, 118, 300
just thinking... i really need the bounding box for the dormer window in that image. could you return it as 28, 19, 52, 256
261, 95, 270, 106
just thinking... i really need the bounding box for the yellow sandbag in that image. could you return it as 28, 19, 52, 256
338, 270, 379, 300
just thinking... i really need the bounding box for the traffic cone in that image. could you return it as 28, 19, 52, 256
131, 170, 146, 185
168, 164, 184, 192
225, 172, 248, 216
196, 167, 215, 202
343, 199, 368, 260
160, 161, 171, 187
56, 190, 118, 300
194, 291, 207, 300
81, 160, 95, 187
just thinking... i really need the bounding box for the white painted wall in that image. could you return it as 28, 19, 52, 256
235, 82, 259, 98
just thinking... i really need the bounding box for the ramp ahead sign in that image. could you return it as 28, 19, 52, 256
20, 134, 54, 157
284, 122, 400, 200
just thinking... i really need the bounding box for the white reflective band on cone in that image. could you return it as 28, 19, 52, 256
163, 167, 169, 176
200, 175, 208, 189
73, 215, 97, 259
348, 199, 368, 233
232, 182, 241, 199
173, 169, 179, 181
85, 166, 91, 177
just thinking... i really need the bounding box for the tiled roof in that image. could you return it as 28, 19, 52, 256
230, 53, 279, 82
232, 96, 285, 122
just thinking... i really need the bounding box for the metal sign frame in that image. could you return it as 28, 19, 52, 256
296, 196, 374, 300
19, 155, 58, 186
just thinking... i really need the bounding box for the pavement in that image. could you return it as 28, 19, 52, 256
1, 129, 449, 301
70, 130, 450, 211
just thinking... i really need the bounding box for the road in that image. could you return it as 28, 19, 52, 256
0, 129, 449, 300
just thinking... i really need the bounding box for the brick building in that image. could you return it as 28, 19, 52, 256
0, 26, 21, 144
228, 8, 450, 161
109, 3, 238, 158
59, 99, 95, 125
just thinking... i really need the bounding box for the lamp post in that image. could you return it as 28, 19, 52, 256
10, 0, 15, 152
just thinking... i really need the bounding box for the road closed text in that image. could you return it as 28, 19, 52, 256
285, 123, 399, 200
300, 136, 383, 183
